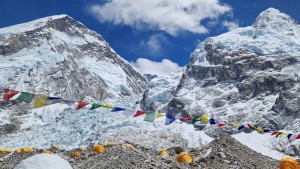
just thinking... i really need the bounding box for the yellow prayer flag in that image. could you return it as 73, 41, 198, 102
233, 123, 240, 127
255, 127, 263, 132
200, 115, 209, 123
34, 95, 49, 108
101, 104, 113, 109
155, 113, 165, 119
280, 132, 288, 137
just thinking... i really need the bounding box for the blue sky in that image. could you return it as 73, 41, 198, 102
0, 0, 299, 75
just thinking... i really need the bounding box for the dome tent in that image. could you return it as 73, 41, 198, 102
15, 154, 73, 169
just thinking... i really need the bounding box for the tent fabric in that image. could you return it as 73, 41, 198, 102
14, 154, 73, 169
144, 112, 156, 122
75, 101, 89, 110
133, 110, 146, 117
0, 148, 13, 153
3, 88, 20, 101
279, 157, 299, 169
17, 92, 35, 103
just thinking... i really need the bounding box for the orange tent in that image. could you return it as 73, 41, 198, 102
280, 157, 300, 169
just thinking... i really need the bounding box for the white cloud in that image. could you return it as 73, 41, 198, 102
222, 20, 239, 31
139, 34, 167, 55
132, 58, 181, 76
89, 0, 231, 35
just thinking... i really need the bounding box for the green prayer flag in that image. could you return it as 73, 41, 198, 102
192, 117, 201, 124
144, 112, 156, 122
90, 103, 102, 110
17, 92, 35, 103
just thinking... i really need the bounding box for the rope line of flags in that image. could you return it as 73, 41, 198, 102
1, 88, 300, 141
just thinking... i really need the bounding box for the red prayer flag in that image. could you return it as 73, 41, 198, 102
76, 101, 89, 110
181, 118, 192, 121
3, 88, 20, 101
247, 124, 255, 130
133, 110, 146, 117
271, 131, 279, 136
295, 134, 300, 140
218, 123, 226, 127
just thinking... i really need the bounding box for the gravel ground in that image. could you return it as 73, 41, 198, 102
0, 135, 290, 169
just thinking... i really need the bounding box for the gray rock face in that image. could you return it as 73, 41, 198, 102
139, 8, 300, 156
0, 15, 147, 131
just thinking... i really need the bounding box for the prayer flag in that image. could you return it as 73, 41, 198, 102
255, 127, 263, 132
144, 112, 156, 122
263, 129, 271, 133
90, 103, 102, 110
33, 95, 49, 108
200, 115, 209, 123
102, 104, 113, 109
17, 92, 35, 103
133, 110, 146, 117
111, 107, 126, 112
3, 88, 20, 101
165, 115, 176, 125
287, 134, 293, 139
218, 123, 226, 127
271, 131, 279, 136
123, 109, 136, 117
233, 123, 240, 127
238, 125, 244, 130
295, 134, 300, 140
62, 99, 76, 106
76, 101, 89, 110
155, 113, 165, 119
247, 124, 255, 130
209, 118, 216, 125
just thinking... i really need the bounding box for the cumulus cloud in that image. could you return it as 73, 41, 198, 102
222, 20, 239, 31
139, 34, 168, 55
132, 58, 181, 76
89, 0, 231, 35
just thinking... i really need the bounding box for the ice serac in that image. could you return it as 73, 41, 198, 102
0, 15, 146, 131
162, 8, 300, 155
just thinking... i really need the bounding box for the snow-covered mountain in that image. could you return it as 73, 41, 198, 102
141, 8, 300, 156
0, 15, 147, 99
0, 15, 147, 132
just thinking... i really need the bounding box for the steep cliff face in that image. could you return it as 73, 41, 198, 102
0, 15, 147, 100
0, 15, 147, 131
146, 8, 300, 155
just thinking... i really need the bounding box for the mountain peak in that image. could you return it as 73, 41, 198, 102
253, 8, 296, 29
0, 14, 73, 34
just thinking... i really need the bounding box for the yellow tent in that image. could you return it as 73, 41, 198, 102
16, 147, 34, 153
0, 148, 13, 153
